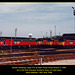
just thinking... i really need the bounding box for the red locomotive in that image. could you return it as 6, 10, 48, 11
0, 39, 74, 49
0, 33, 75, 49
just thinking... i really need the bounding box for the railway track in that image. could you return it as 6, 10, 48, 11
0, 48, 75, 58
0, 53, 75, 65
0, 48, 75, 65
0, 48, 55, 52
0, 48, 56, 57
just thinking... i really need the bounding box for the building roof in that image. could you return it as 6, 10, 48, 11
0, 36, 36, 40
59, 33, 75, 41
63, 33, 75, 36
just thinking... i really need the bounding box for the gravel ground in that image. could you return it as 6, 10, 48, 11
37, 59, 75, 65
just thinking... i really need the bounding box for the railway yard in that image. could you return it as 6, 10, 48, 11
0, 2, 75, 66
0, 48, 75, 65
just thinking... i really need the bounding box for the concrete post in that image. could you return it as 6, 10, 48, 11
39, 58, 42, 65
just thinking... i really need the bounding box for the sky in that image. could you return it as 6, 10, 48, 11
0, 2, 75, 38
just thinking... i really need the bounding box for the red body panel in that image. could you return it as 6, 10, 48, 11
5, 39, 14, 46
71, 42, 75, 45
18, 41, 36, 45
43, 40, 47, 45
5, 39, 36, 46
0, 41, 4, 46
53, 40, 58, 45
65, 40, 70, 45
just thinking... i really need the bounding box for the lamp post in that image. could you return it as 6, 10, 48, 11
41, 31, 43, 38
46, 32, 47, 38
15, 28, 17, 38
10, 35, 12, 52
49, 30, 52, 38
54, 25, 56, 38
72, 7, 75, 32
0, 31, 2, 37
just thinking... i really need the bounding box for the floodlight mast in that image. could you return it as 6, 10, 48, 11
49, 30, 52, 38
15, 28, 17, 38
10, 36, 12, 52
54, 25, 56, 38
46, 32, 47, 38
72, 7, 75, 32
0, 31, 2, 37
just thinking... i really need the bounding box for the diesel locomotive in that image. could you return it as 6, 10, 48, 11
0, 33, 75, 49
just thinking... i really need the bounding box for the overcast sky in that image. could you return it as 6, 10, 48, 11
0, 2, 75, 38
